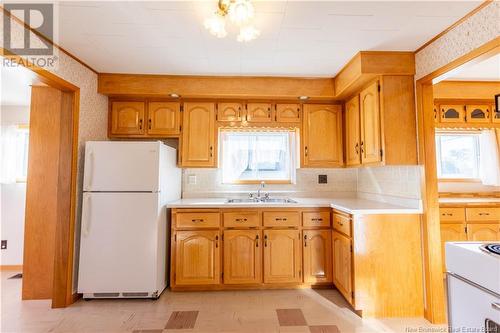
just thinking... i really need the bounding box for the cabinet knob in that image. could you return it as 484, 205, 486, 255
305, 146, 308, 157
148, 119, 152, 130
139, 119, 143, 130
210, 146, 213, 157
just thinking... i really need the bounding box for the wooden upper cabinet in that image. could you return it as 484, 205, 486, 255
263, 230, 302, 284
217, 102, 243, 122
359, 81, 382, 165
440, 104, 465, 123
332, 230, 353, 304
146, 102, 180, 136
465, 104, 490, 123
439, 224, 466, 271
175, 230, 221, 285
181, 102, 216, 167
345, 95, 361, 167
246, 103, 273, 122
302, 104, 343, 167
223, 230, 262, 285
110, 101, 145, 136
466, 224, 499, 241
303, 230, 332, 284
276, 104, 301, 123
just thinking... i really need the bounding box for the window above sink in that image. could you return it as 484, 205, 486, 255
219, 129, 298, 184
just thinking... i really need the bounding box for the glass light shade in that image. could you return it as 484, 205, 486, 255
237, 25, 260, 42
228, 0, 254, 25
204, 13, 227, 38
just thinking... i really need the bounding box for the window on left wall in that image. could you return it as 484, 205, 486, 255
0, 125, 29, 183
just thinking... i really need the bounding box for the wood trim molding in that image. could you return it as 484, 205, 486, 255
0, 6, 98, 74
98, 73, 336, 99
0, 265, 23, 271
414, 0, 493, 53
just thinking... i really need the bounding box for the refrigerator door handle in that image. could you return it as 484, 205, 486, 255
83, 195, 92, 236
86, 150, 94, 189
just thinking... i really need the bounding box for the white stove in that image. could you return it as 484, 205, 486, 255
445, 242, 500, 332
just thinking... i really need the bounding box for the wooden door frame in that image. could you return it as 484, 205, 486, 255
415, 37, 500, 323
1, 49, 80, 308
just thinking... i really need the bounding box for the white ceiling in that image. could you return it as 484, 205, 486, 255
1, 58, 35, 106
22, 1, 485, 76
447, 54, 500, 81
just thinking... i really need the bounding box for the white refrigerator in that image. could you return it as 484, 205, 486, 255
77, 141, 181, 299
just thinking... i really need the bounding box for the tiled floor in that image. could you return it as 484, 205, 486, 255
1, 271, 446, 333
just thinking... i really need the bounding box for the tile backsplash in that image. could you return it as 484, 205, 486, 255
182, 166, 423, 206
356, 166, 423, 208
182, 168, 358, 198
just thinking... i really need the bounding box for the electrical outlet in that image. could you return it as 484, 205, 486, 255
318, 175, 328, 184
1, 240, 7, 250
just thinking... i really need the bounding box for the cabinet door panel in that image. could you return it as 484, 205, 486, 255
247, 103, 272, 122
181, 102, 216, 167
224, 230, 262, 284
465, 104, 490, 123
175, 231, 220, 285
466, 224, 499, 241
303, 230, 332, 284
345, 95, 361, 166
263, 230, 302, 283
440, 224, 466, 271
276, 104, 301, 123
440, 105, 465, 123
360, 82, 382, 164
110, 101, 145, 135
147, 102, 180, 136
303, 104, 343, 167
332, 230, 353, 304
217, 103, 242, 122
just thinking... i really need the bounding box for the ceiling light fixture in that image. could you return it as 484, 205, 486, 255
204, 0, 260, 42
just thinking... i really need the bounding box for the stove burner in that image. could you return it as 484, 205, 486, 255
481, 243, 500, 256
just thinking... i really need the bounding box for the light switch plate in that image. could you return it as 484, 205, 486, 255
188, 175, 197, 185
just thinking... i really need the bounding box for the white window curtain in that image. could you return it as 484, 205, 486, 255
0, 125, 20, 184
0, 125, 29, 184
479, 129, 500, 186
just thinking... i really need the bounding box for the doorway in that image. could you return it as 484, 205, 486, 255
416, 39, 500, 323
0, 53, 80, 308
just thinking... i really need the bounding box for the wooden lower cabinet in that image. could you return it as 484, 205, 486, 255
223, 230, 262, 284
303, 230, 332, 284
466, 223, 500, 241
439, 223, 466, 271
332, 230, 353, 304
263, 230, 302, 284
175, 230, 221, 285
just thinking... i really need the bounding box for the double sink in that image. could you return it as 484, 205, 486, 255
226, 198, 297, 204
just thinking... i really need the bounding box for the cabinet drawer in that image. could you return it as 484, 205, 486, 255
176, 212, 220, 228
263, 211, 300, 227
439, 208, 465, 222
303, 212, 330, 227
333, 214, 351, 237
223, 212, 260, 228
466, 208, 500, 222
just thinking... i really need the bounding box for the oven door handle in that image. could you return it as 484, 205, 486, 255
492, 302, 500, 312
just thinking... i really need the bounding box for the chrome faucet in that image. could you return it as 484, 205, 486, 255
257, 181, 265, 199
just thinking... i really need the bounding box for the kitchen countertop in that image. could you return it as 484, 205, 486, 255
439, 197, 500, 207
167, 197, 423, 215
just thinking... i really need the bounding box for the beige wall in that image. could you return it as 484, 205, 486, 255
1, 11, 108, 290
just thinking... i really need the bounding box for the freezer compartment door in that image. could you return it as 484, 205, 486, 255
78, 192, 165, 294
83, 141, 160, 192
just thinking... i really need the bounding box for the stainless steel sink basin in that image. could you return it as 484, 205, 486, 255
226, 198, 297, 204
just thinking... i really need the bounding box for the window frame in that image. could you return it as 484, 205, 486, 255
219, 128, 298, 184
435, 130, 481, 182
